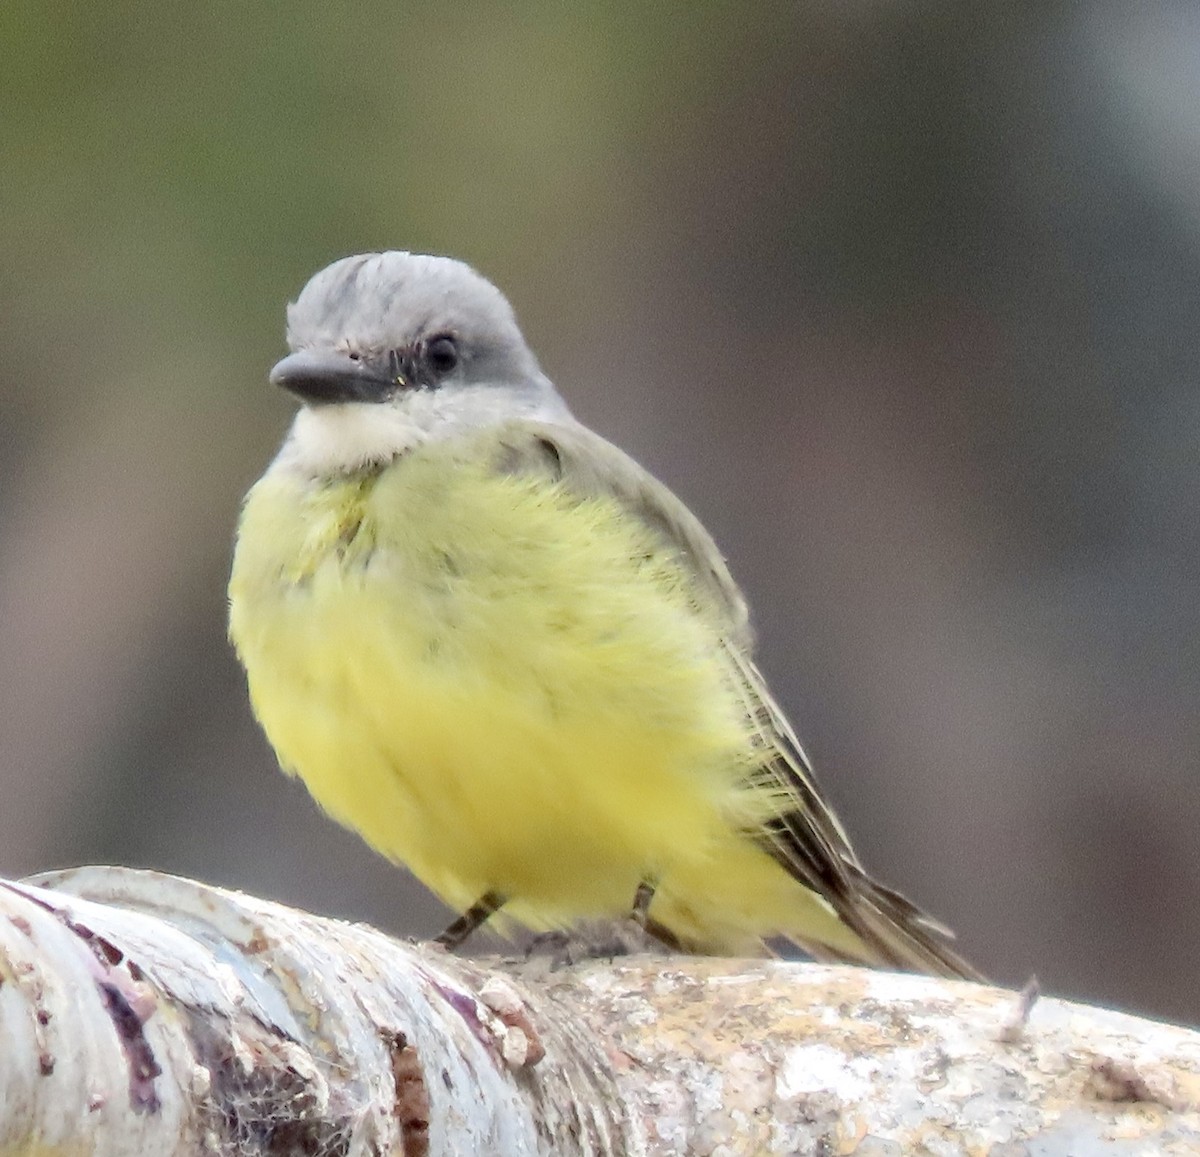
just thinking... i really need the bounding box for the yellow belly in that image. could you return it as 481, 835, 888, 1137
228, 438, 859, 954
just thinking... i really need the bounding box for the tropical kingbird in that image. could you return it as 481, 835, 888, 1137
228, 251, 978, 977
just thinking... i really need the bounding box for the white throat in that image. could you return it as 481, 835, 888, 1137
271, 382, 570, 477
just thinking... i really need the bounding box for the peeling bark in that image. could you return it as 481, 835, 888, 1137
0, 867, 1197, 1155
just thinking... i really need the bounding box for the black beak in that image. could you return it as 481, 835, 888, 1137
269, 350, 401, 406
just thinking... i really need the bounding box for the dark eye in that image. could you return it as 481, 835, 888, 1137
424, 334, 459, 375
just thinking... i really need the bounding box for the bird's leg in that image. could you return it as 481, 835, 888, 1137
630, 880, 656, 925
435, 890, 507, 950
630, 879, 684, 952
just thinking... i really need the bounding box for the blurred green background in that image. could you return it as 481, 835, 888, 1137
3, 3, 1199, 1023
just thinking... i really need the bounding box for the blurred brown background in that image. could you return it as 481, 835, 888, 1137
3, 3, 1198, 1024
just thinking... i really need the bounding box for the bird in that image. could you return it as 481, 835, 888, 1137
227, 250, 980, 978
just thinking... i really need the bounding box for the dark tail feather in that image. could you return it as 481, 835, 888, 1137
721, 643, 983, 980
822, 866, 984, 981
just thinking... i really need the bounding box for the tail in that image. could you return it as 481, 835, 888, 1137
808, 863, 983, 981
755, 802, 984, 980
720, 639, 983, 980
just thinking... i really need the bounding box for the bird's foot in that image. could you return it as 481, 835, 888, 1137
522, 917, 681, 968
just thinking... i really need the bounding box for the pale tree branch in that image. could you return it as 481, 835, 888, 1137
1, 868, 1198, 1155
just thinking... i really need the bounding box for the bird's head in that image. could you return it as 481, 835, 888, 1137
269, 252, 569, 473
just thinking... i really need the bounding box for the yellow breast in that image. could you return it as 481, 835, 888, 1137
228, 434, 847, 951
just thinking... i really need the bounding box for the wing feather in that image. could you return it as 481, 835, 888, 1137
487, 419, 981, 980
